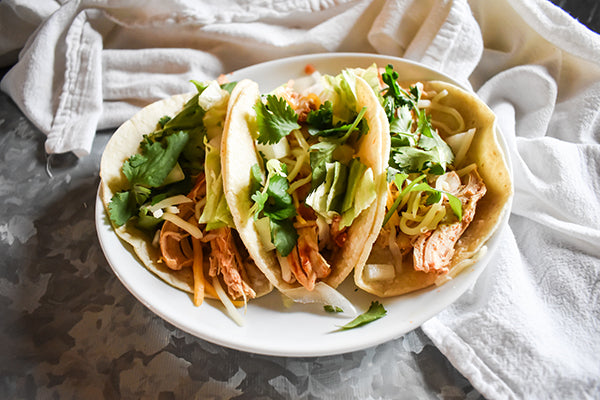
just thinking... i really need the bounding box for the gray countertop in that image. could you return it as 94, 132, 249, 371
1, 1, 597, 399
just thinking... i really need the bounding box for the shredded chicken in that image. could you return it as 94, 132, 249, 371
159, 204, 196, 270
412, 170, 486, 274
208, 227, 256, 300
286, 224, 332, 291
158, 173, 256, 300
330, 215, 348, 248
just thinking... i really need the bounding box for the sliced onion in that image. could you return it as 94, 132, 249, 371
281, 282, 357, 316
364, 264, 396, 281
276, 253, 294, 283
162, 212, 203, 239
387, 225, 403, 273
146, 195, 192, 214
212, 277, 245, 327
445, 128, 476, 166
435, 246, 488, 286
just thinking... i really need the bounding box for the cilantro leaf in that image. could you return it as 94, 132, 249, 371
306, 101, 334, 131
220, 81, 238, 94
122, 131, 189, 188
158, 116, 171, 128
148, 93, 207, 173
250, 163, 265, 196
269, 218, 298, 257
254, 95, 300, 145
251, 191, 268, 217
339, 301, 387, 330
324, 305, 343, 313
381, 64, 401, 101
391, 147, 440, 173
389, 105, 414, 137
381, 64, 419, 118
416, 110, 454, 170
249, 161, 298, 256
108, 191, 135, 226
263, 175, 297, 220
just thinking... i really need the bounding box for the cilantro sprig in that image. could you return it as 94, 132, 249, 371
254, 95, 300, 145
108, 82, 210, 228
382, 64, 454, 176
109, 131, 190, 226
306, 102, 368, 143
338, 301, 387, 330
250, 160, 298, 257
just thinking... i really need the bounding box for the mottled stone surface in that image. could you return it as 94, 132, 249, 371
0, 89, 482, 399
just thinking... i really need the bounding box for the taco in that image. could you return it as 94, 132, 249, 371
99, 80, 272, 324
221, 66, 390, 301
355, 65, 513, 297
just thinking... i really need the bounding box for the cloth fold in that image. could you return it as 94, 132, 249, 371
2, 0, 599, 398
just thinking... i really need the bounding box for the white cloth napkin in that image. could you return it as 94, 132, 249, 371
2, 0, 599, 398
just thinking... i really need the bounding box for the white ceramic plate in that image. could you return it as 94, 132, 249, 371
96, 53, 512, 357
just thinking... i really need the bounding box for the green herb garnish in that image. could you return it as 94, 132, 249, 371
339, 301, 387, 330
254, 95, 300, 145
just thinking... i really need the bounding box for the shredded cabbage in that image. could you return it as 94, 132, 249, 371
198, 139, 233, 230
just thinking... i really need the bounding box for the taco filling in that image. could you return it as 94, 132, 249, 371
100, 79, 271, 324
222, 66, 389, 297
356, 65, 511, 296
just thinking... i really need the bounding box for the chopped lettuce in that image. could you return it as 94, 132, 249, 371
198, 139, 233, 230
307, 157, 376, 229
340, 161, 376, 229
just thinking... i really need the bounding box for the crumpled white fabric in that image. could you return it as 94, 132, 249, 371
1, 0, 599, 398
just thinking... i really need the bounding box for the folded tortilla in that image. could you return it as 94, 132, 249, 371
355, 80, 513, 297
222, 76, 390, 293
99, 91, 272, 301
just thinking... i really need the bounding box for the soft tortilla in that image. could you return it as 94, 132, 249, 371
354, 80, 513, 297
222, 77, 391, 292
99, 92, 272, 299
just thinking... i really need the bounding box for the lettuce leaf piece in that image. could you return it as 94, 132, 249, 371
339, 159, 376, 229
305, 161, 348, 223
320, 70, 358, 124
341, 158, 366, 214
199, 140, 233, 230
269, 218, 298, 258
327, 162, 348, 214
